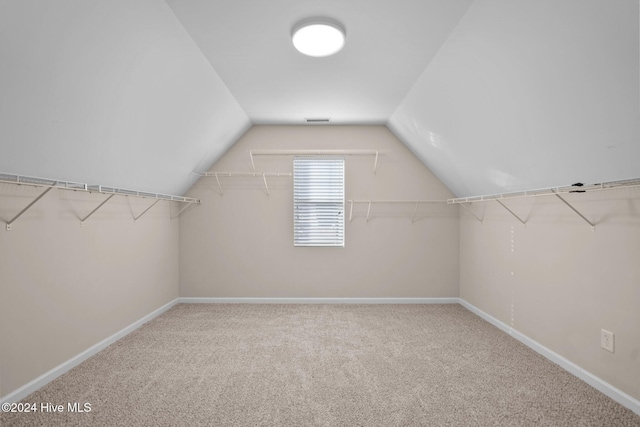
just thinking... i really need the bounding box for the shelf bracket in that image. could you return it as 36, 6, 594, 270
552, 191, 595, 231
349, 200, 354, 223
262, 173, 269, 196
172, 200, 196, 219
81, 194, 115, 226
5, 185, 55, 231
133, 199, 161, 222
495, 199, 526, 225
249, 150, 256, 172
460, 202, 483, 224
366, 200, 372, 223
373, 151, 379, 175
411, 202, 420, 223
214, 173, 223, 196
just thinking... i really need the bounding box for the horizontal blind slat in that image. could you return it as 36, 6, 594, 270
293, 157, 344, 247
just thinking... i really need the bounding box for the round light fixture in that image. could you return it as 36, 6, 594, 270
292, 18, 345, 57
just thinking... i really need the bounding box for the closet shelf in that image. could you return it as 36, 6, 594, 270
0, 173, 87, 190
447, 178, 640, 204
348, 199, 448, 223
1, 172, 199, 230
196, 171, 292, 196
448, 178, 640, 231
248, 149, 381, 174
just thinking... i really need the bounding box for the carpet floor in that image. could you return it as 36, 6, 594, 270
2, 304, 639, 426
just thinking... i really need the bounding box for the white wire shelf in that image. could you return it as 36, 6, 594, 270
248, 149, 381, 174
195, 171, 292, 196
348, 199, 449, 223
0, 173, 88, 190
449, 178, 640, 231
1, 172, 199, 230
447, 178, 640, 204
86, 185, 199, 203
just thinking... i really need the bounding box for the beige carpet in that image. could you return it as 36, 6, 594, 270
2, 304, 639, 426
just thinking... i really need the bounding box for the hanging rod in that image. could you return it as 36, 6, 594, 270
348, 199, 448, 223
195, 171, 292, 196
447, 178, 640, 204
248, 149, 381, 174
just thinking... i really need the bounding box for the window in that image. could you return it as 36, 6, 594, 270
293, 157, 344, 247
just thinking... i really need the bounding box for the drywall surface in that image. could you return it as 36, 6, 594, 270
0, 185, 179, 398
0, 0, 250, 195
459, 188, 640, 401
180, 126, 459, 298
389, 0, 639, 197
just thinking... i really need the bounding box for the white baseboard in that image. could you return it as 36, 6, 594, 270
0, 298, 179, 405
458, 298, 640, 416
178, 297, 460, 304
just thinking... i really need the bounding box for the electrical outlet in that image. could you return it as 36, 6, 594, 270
601, 329, 614, 353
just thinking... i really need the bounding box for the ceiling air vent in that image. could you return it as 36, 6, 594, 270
305, 118, 331, 124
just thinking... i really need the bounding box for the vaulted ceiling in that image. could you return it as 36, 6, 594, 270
1, 0, 638, 197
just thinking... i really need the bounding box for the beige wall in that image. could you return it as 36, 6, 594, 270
459, 188, 640, 401
0, 184, 179, 397
180, 126, 459, 298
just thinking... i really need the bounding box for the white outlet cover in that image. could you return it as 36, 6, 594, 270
601, 329, 615, 353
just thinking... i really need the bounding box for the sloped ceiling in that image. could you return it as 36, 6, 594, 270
389, 0, 640, 197
164, 0, 475, 124
1, 0, 638, 197
0, 0, 250, 195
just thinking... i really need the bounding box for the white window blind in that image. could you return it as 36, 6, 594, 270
293, 157, 345, 247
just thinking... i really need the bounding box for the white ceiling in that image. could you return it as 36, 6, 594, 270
165, 0, 475, 124
1, 0, 638, 197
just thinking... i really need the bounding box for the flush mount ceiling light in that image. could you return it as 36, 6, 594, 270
292, 18, 346, 57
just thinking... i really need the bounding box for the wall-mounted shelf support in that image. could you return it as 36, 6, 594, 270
2, 174, 90, 230
1, 172, 199, 228
133, 199, 161, 222
248, 149, 380, 174
80, 194, 115, 225
552, 191, 595, 231
214, 173, 223, 196
495, 199, 526, 225
5, 186, 55, 231
374, 151, 379, 175
411, 202, 420, 223
460, 203, 483, 224
446, 178, 640, 229
172, 200, 197, 220
262, 173, 270, 196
